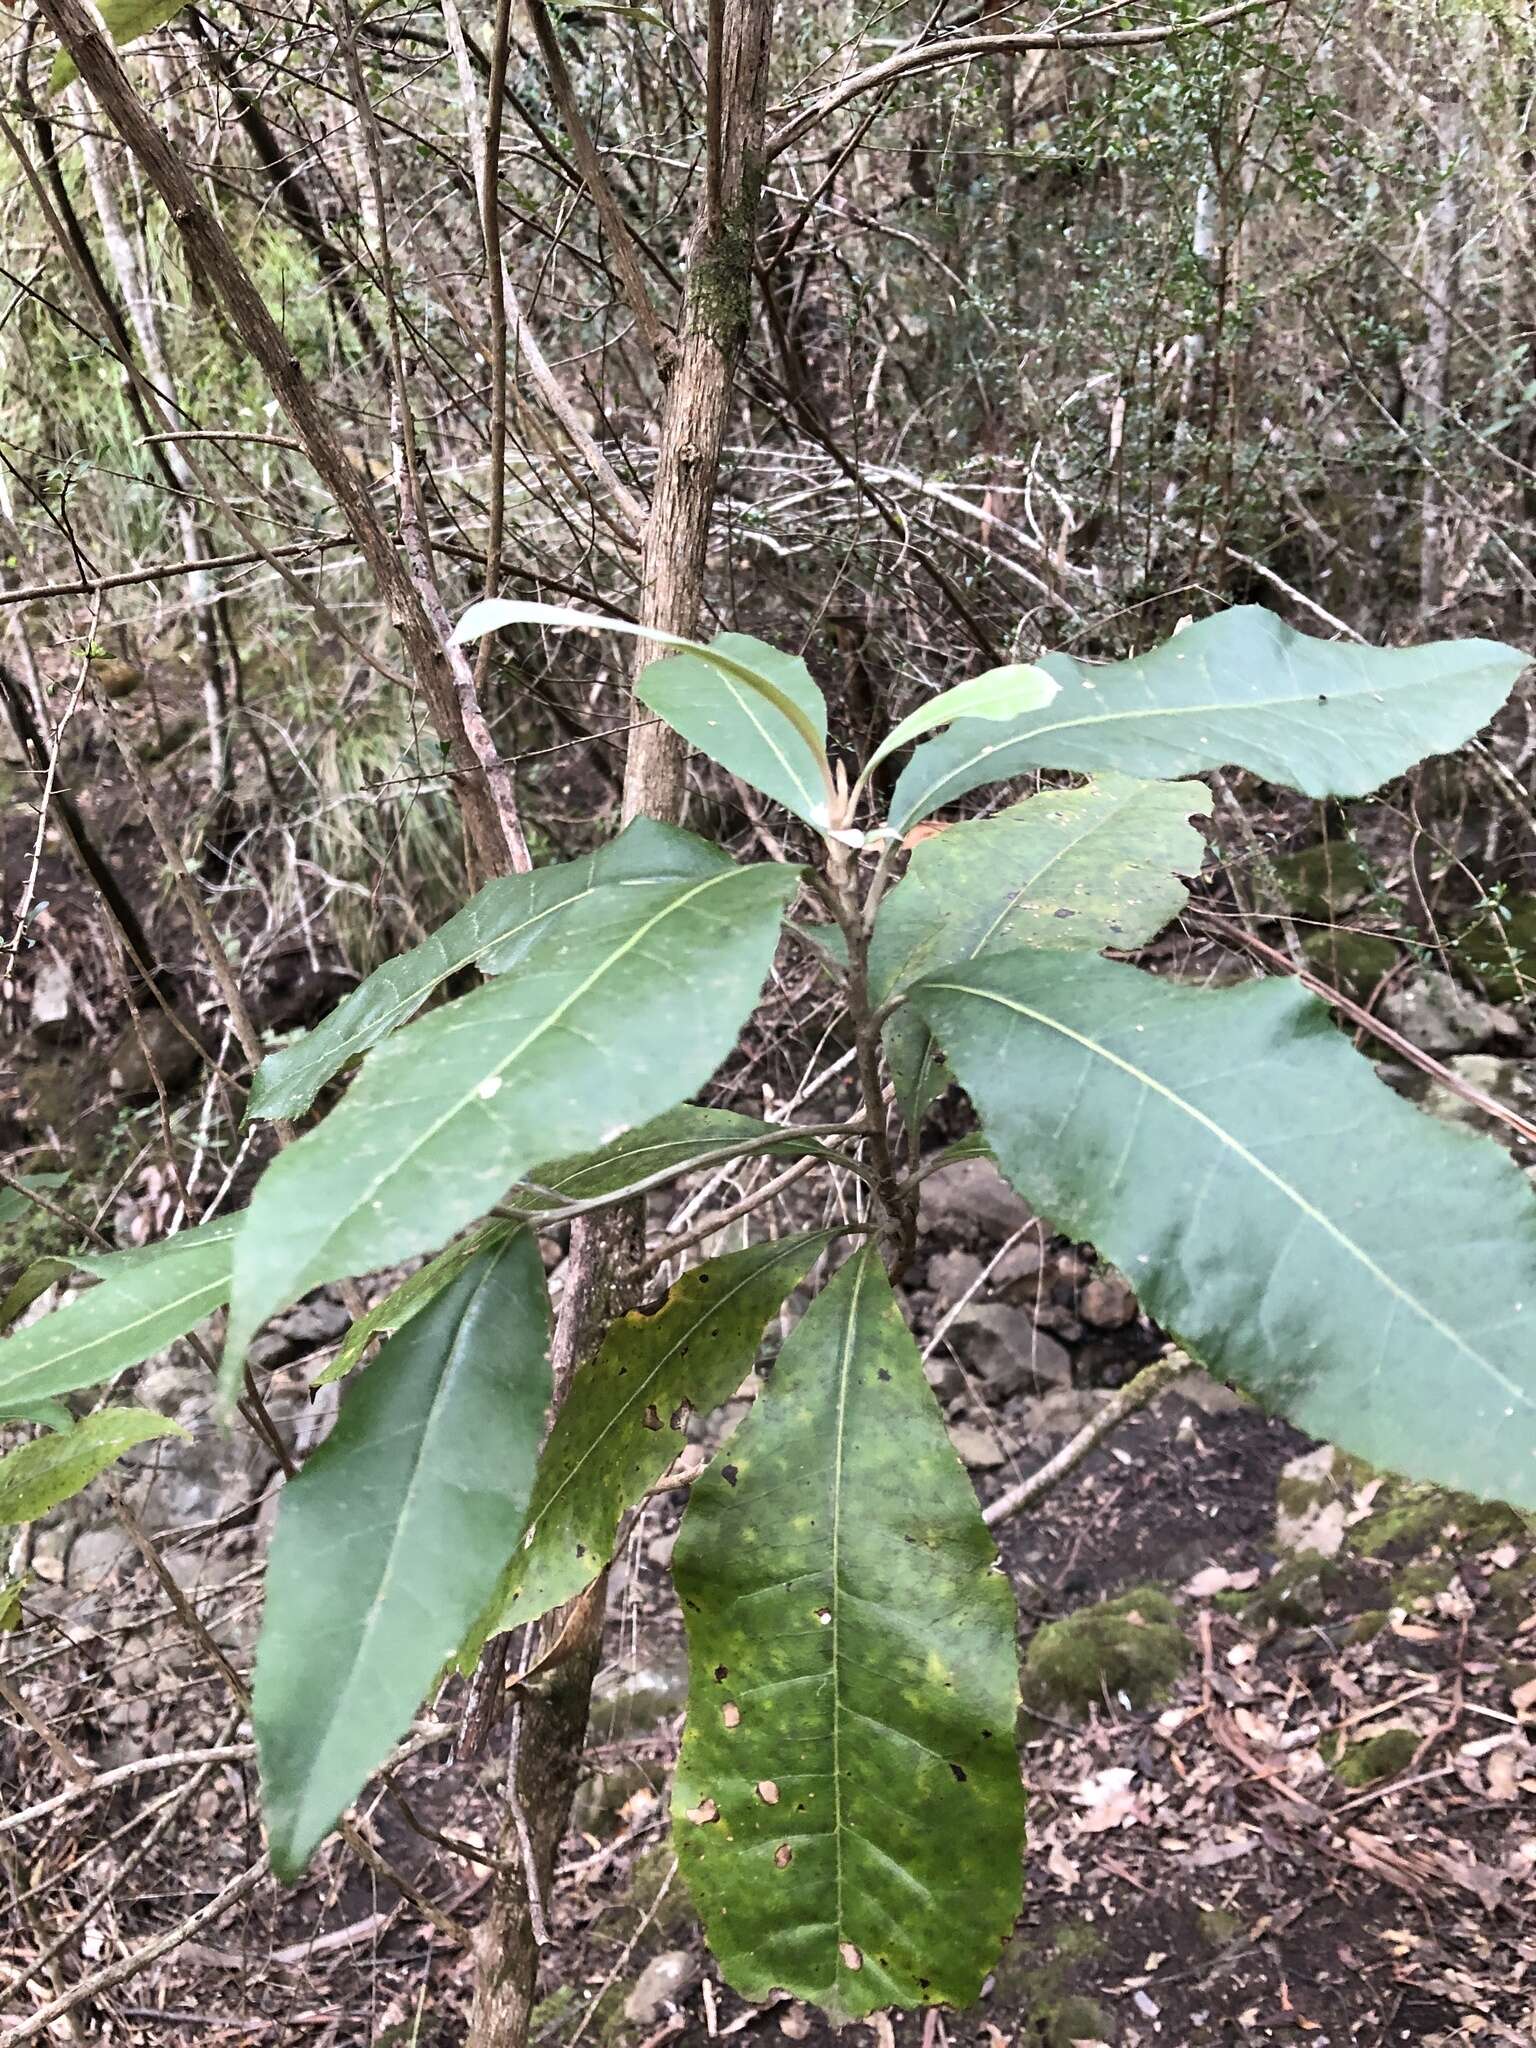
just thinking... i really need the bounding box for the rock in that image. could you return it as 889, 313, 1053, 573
106, 1009, 201, 1100
68, 1524, 135, 1585
1380, 969, 1519, 1054
1021, 1387, 1108, 1440
1328, 1726, 1417, 1789
1079, 1271, 1137, 1329
1243, 1555, 1342, 1626
924, 1354, 965, 1405
1418, 1055, 1536, 1147
589, 1652, 689, 1738
948, 1420, 1007, 1469
1451, 890, 1536, 1004
926, 1249, 984, 1306
623, 1949, 700, 2026
947, 1303, 1070, 1399
1023, 1586, 1189, 1719
28, 960, 76, 1041
1274, 1444, 1352, 1558
922, 1158, 1032, 1242
1169, 1367, 1249, 1417
1301, 929, 1398, 1001
270, 1296, 350, 1348
992, 1237, 1046, 1291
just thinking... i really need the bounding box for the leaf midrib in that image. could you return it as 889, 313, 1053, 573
0, 1267, 229, 1405
295, 1260, 501, 1838
261, 867, 755, 1321
927, 976, 1531, 1412
889, 779, 1165, 1108
898, 667, 1459, 823
520, 1248, 805, 1561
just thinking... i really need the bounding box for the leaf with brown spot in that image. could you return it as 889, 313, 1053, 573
672, 1247, 1023, 2024
472, 1234, 828, 1648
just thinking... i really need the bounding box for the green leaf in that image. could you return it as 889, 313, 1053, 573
51, 0, 187, 89
671, 1246, 1023, 2023
0, 1257, 76, 1334
314, 1222, 515, 1387
452, 600, 834, 830
504, 1103, 836, 1215
485, 1233, 828, 1640
324, 1107, 822, 1390
856, 663, 1058, 789
254, 1234, 551, 1880
913, 950, 1536, 1506
249, 819, 728, 1122
889, 607, 1529, 830
0, 1173, 68, 1230
635, 636, 833, 830
0, 1215, 237, 1421
0, 1408, 186, 1525
871, 774, 1211, 1126
0, 1574, 28, 1632
225, 861, 799, 1398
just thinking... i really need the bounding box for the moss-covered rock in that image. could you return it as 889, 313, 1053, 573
1450, 892, 1536, 1005
1024, 1587, 1189, 1719
1352, 1486, 1522, 1561
1328, 1726, 1418, 1788
987, 1921, 1114, 2046
1273, 840, 1390, 924
1389, 1559, 1456, 1611
1300, 928, 1399, 1001
1197, 1907, 1243, 1948
1243, 1555, 1343, 1627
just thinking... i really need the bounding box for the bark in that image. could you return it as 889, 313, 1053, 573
466, 2, 779, 2039
36, 0, 518, 883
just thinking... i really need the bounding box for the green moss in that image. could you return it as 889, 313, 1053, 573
1300, 929, 1398, 1001
529, 1986, 580, 2043
1273, 841, 1386, 924
1390, 1559, 1454, 1609
1328, 1726, 1417, 1788
1244, 1556, 1342, 1626
1353, 1486, 1523, 1560
1451, 891, 1536, 1003
1350, 1609, 1388, 1645
1197, 1907, 1243, 1948
1031, 1994, 1117, 2046
1024, 1586, 1189, 1719
988, 1922, 1113, 2046
688, 187, 762, 346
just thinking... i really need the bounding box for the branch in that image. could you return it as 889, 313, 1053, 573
765, 0, 1276, 160
0, 1860, 267, 2046
523, 0, 675, 369
981, 1353, 1188, 1527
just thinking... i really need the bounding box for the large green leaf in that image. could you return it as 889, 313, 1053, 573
888, 607, 1528, 829
254, 1234, 550, 1880
635, 635, 833, 830
225, 861, 798, 1395
870, 774, 1211, 1125
0, 1215, 238, 1422
913, 951, 1536, 1505
486, 1233, 828, 1640
671, 1247, 1023, 2022
0, 1408, 186, 1525
249, 819, 728, 1123
50, 0, 185, 89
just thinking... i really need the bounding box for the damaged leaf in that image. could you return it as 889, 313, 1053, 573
671, 1247, 1023, 2023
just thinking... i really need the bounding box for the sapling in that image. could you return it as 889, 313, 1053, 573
3, 598, 1532, 2022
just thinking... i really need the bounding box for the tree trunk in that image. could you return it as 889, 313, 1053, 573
466, 2, 779, 2041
